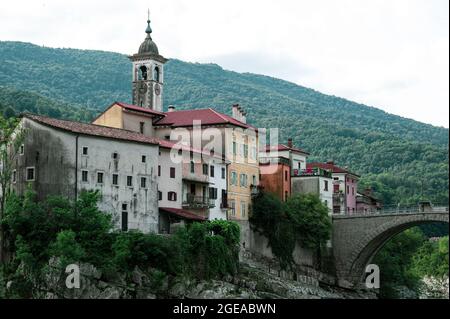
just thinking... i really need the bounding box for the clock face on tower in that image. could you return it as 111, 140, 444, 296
138, 81, 147, 94
154, 83, 161, 96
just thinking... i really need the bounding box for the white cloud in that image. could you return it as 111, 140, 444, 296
0, 0, 448, 127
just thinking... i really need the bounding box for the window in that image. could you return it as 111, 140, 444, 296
285, 191, 289, 202
82, 147, 88, 156
112, 152, 119, 160
347, 186, 350, 194
252, 175, 257, 185
334, 177, 339, 181
12, 170, 17, 183
352, 187, 355, 195
190, 184, 196, 195
324, 180, 329, 191
25, 167, 35, 181
158, 191, 162, 201
210, 165, 215, 178
209, 187, 218, 200
240, 174, 248, 187
139, 122, 145, 134
142, 155, 146, 163
19, 144, 24, 155
221, 167, 226, 179
230, 171, 238, 186
121, 208, 128, 232
170, 167, 176, 178
324, 200, 328, 208
243, 144, 249, 158
81, 170, 88, 183
127, 176, 133, 187
232, 142, 237, 156
241, 201, 247, 218
112, 174, 119, 186
158, 165, 161, 177
140, 177, 147, 188
190, 161, 195, 174
285, 170, 288, 181
168, 192, 177, 201
251, 146, 257, 160
97, 172, 104, 184
202, 164, 208, 175
229, 200, 236, 217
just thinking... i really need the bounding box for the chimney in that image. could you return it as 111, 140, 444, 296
232, 104, 240, 119
287, 138, 293, 148
168, 105, 175, 112
241, 110, 247, 124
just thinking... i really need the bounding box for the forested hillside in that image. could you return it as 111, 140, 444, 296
0, 41, 448, 205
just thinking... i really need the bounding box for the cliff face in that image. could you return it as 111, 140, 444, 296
3, 258, 376, 299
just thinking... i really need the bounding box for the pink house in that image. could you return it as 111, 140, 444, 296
307, 161, 360, 215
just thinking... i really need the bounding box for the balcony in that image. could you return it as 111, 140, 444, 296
333, 192, 345, 206
292, 168, 332, 178
250, 184, 260, 196
182, 194, 215, 209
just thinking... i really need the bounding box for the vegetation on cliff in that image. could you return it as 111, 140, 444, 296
0, 189, 240, 298
250, 192, 331, 269
373, 228, 449, 299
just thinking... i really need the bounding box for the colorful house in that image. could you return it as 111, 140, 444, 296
307, 161, 360, 215
259, 139, 309, 202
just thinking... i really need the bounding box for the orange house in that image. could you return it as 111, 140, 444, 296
259, 156, 291, 202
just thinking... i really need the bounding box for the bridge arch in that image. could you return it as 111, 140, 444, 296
332, 212, 449, 288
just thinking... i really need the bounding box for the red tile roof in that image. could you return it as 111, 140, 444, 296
265, 144, 310, 155
159, 207, 207, 221
23, 114, 160, 145
154, 108, 256, 130
115, 102, 166, 117
307, 162, 360, 177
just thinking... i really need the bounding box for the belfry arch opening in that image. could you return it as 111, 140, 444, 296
138, 65, 148, 80
154, 66, 160, 82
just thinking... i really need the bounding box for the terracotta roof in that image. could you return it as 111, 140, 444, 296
154, 108, 256, 130
307, 162, 360, 177
264, 144, 310, 155
115, 102, 166, 117
159, 207, 207, 221
23, 114, 160, 145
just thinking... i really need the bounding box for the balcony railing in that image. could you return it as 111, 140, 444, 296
182, 194, 215, 209
292, 168, 332, 178
250, 184, 260, 196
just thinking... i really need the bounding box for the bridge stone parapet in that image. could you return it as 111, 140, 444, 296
332, 210, 449, 288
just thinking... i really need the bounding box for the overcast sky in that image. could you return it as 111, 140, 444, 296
1, 0, 448, 128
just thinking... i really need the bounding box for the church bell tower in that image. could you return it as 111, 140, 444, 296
129, 11, 168, 112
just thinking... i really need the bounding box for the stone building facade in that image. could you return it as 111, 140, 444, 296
13, 114, 160, 233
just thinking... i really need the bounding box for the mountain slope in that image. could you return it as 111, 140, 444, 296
0, 41, 448, 204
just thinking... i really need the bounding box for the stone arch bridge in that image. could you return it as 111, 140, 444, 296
331, 207, 449, 288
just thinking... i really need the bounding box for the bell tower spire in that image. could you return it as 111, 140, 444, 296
128, 10, 168, 111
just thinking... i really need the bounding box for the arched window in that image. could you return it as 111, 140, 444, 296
138, 65, 148, 80
154, 66, 160, 82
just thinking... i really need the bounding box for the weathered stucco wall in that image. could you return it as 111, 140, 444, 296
14, 118, 160, 234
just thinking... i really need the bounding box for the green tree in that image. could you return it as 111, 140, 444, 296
284, 194, 331, 250
0, 115, 25, 263
373, 228, 426, 298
